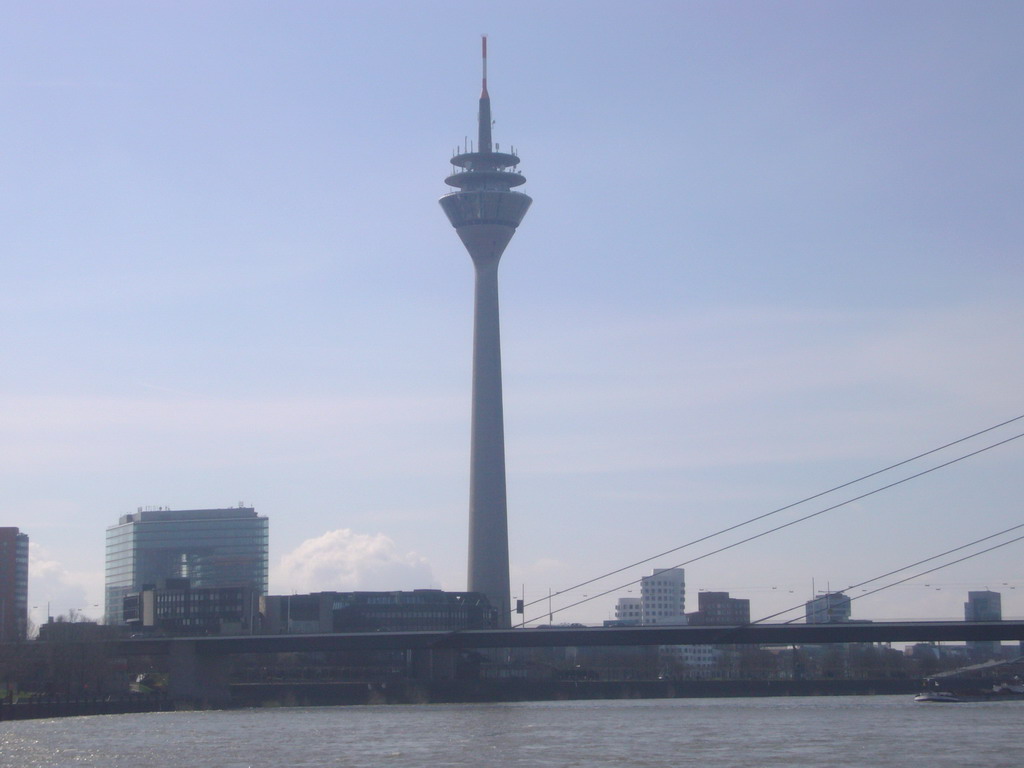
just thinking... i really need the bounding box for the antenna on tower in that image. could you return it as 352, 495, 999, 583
481, 34, 488, 98
478, 35, 492, 153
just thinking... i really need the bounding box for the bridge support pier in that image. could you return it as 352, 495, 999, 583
168, 641, 231, 707
410, 648, 457, 681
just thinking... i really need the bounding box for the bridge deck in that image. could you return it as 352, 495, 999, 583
111, 620, 1024, 656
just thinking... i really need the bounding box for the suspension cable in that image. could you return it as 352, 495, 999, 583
523, 429, 1024, 624
747, 521, 1024, 624
522, 414, 1024, 612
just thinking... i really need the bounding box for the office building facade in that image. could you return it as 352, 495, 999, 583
260, 590, 498, 634
105, 506, 268, 625
640, 568, 686, 625
123, 578, 259, 636
965, 589, 1002, 659
965, 589, 1002, 621
0, 527, 29, 641
614, 597, 642, 625
805, 591, 852, 624
687, 591, 751, 626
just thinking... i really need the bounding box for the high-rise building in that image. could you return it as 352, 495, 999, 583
104, 506, 268, 626
439, 37, 531, 627
964, 589, 1002, 621
804, 591, 852, 624
965, 590, 1002, 659
640, 568, 686, 625
0, 527, 29, 641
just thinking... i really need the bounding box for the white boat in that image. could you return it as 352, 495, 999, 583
914, 691, 961, 703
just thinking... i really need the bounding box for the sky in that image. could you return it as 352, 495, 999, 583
2, 1, 1022, 630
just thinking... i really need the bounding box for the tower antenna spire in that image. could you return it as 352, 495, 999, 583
481, 34, 488, 98
478, 34, 492, 153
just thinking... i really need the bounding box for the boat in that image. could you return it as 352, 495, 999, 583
914, 681, 1024, 703
915, 657, 1024, 702
914, 691, 961, 703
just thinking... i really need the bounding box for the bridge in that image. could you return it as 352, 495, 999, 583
114, 619, 1024, 655
109, 620, 1024, 704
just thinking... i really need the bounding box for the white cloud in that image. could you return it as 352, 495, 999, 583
28, 544, 102, 628
272, 528, 434, 594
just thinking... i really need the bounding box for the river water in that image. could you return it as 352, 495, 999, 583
2, 696, 1020, 767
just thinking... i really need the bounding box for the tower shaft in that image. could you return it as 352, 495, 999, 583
468, 248, 510, 621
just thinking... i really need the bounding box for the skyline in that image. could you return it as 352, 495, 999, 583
1, 2, 1022, 629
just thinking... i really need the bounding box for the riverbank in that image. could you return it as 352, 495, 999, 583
0, 693, 174, 721
0, 679, 921, 719
230, 677, 920, 707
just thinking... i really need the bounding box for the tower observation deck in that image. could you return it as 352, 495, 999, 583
439, 37, 531, 628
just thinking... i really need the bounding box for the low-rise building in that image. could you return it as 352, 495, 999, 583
37, 619, 110, 642
687, 591, 750, 626
658, 643, 722, 679
124, 578, 259, 636
260, 589, 498, 634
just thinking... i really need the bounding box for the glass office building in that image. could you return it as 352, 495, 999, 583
104, 506, 268, 625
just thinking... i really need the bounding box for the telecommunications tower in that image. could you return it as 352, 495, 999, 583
439, 37, 531, 627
